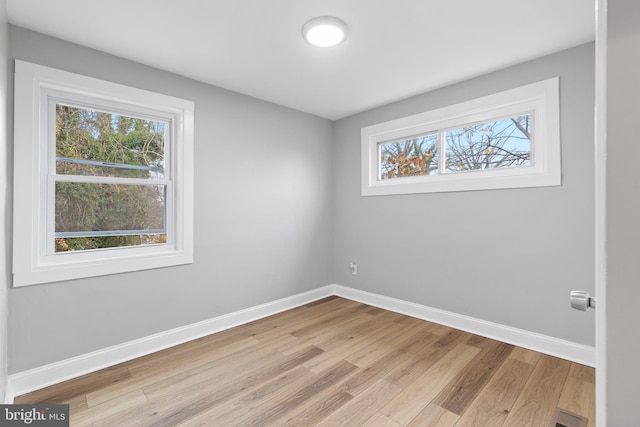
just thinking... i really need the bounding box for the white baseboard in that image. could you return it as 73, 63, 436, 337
330, 284, 596, 367
6, 286, 334, 400
6, 283, 595, 401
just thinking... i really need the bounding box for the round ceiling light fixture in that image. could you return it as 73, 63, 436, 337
302, 16, 349, 47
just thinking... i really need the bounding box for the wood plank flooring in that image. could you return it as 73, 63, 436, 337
14, 296, 595, 426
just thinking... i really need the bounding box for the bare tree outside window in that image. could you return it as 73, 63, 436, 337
379, 134, 439, 179
445, 115, 531, 173
378, 114, 532, 180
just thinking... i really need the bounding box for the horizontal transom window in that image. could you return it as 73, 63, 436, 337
362, 78, 560, 195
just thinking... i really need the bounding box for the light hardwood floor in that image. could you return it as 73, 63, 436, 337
15, 296, 595, 426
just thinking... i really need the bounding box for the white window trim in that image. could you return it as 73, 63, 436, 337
13, 60, 195, 287
361, 77, 561, 196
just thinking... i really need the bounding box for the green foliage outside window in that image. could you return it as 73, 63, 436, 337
55, 105, 167, 252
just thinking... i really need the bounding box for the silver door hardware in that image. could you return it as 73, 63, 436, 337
570, 290, 596, 311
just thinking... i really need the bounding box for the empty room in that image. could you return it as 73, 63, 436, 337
1, 1, 638, 426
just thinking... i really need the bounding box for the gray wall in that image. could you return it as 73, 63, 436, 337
6, 26, 597, 376
333, 43, 596, 346
7, 26, 334, 373
0, 0, 8, 402
605, 0, 640, 424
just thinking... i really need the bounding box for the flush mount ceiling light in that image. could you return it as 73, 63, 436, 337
302, 16, 349, 47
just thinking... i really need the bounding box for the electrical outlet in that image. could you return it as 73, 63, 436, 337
350, 262, 357, 275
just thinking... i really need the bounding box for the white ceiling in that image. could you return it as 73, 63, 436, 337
6, 0, 595, 120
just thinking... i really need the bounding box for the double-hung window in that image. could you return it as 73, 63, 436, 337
13, 60, 195, 286
361, 78, 561, 195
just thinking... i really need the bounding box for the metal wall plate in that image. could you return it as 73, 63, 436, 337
551, 407, 588, 427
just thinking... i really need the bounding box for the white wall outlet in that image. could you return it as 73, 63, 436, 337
350, 262, 357, 275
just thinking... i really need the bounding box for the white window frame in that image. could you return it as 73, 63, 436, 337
13, 60, 195, 287
361, 77, 561, 196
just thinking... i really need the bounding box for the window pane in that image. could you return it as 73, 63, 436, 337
55, 182, 166, 251
56, 161, 165, 180
379, 134, 439, 180
56, 104, 165, 179
444, 114, 531, 173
